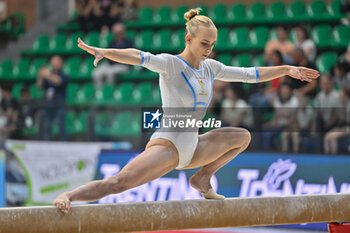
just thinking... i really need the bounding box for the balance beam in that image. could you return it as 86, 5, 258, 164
1, 193, 350, 233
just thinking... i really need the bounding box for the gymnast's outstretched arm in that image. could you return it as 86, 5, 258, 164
77, 37, 142, 66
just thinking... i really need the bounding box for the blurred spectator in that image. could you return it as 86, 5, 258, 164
287, 48, 318, 98
0, 86, 20, 139
313, 74, 340, 152
220, 84, 253, 130
76, 0, 94, 32
0, 0, 7, 24
266, 50, 287, 96
36, 56, 69, 141
323, 88, 350, 154
332, 61, 350, 92
294, 26, 317, 62
98, 0, 123, 31
264, 26, 294, 66
262, 83, 298, 150
282, 95, 313, 153
121, 0, 137, 21
345, 44, 350, 65
17, 87, 39, 139
207, 80, 227, 117
93, 23, 133, 89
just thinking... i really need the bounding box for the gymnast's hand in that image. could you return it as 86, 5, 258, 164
288, 66, 320, 82
53, 192, 71, 214
77, 37, 104, 67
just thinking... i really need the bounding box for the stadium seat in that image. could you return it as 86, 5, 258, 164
94, 111, 114, 137
153, 29, 171, 51
287, 1, 307, 22
327, 0, 345, 20
252, 54, 265, 67
114, 82, 135, 105
29, 84, 44, 100
28, 58, 47, 80
49, 33, 67, 54
84, 31, 100, 47
12, 57, 30, 79
195, 4, 207, 16
0, 60, 13, 80
30, 34, 50, 55
331, 25, 350, 49
77, 111, 88, 134
209, 4, 227, 24
267, 2, 286, 22
316, 52, 337, 73
126, 6, 153, 27
218, 53, 232, 66
66, 83, 79, 106
66, 32, 84, 54
135, 29, 154, 50
133, 82, 154, 106
307, 0, 327, 21
215, 27, 229, 50
76, 83, 95, 106
250, 26, 269, 50
170, 28, 186, 52
113, 111, 140, 137
63, 56, 81, 80
65, 111, 78, 136
93, 84, 116, 106
247, 2, 266, 23
311, 24, 332, 48
12, 83, 24, 100
100, 32, 113, 48
126, 30, 136, 40
152, 87, 162, 106
232, 53, 252, 67
78, 57, 94, 80
170, 5, 188, 25
229, 27, 251, 50
153, 6, 171, 26
227, 3, 247, 24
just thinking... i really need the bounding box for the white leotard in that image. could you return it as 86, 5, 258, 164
140, 51, 259, 169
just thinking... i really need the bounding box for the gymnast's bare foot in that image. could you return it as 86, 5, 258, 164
53, 192, 71, 214
190, 170, 225, 200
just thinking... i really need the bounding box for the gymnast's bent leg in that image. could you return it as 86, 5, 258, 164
182, 127, 251, 199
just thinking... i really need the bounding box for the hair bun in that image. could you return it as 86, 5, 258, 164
184, 8, 201, 21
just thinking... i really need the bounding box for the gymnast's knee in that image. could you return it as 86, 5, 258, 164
240, 129, 251, 150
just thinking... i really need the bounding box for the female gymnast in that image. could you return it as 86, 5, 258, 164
54, 8, 319, 213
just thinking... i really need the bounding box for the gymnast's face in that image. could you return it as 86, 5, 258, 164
186, 25, 217, 61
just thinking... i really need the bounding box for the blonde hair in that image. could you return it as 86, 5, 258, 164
184, 8, 216, 37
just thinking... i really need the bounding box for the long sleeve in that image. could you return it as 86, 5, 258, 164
139, 51, 171, 74
206, 59, 259, 83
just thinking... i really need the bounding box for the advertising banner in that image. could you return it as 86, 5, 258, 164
94, 150, 350, 230
0, 151, 5, 207
6, 140, 103, 205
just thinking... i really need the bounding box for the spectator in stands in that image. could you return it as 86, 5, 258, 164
264, 26, 294, 66
76, 0, 94, 32
332, 61, 350, 92
121, 0, 138, 21
220, 84, 253, 130
282, 94, 313, 153
323, 88, 350, 154
92, 22, 133, 89
98, 0, 123, 31
17, 87, 39, 139
294, 26, 317, 62
37, 55, 69, 141
287, 48, 318, 98
312, 73, 340, 152
0, 0, 7, 24
265, 50, 287, 97
0, 86, 20, 139
262, 83, 298, 150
